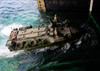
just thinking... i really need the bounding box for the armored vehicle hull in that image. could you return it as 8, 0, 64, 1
6, 22, 78, 51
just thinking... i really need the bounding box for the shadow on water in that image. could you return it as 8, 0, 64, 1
16, 12, 100, 71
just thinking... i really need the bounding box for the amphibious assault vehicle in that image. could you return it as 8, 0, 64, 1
6, 20, 78, 51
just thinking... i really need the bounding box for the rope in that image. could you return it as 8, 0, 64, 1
90, 13, 100, 32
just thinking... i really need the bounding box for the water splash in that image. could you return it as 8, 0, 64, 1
0, 0, 40, 71
0, 49, 24, 58
0, 23, 23, 58
0, 24, 3, 28
1, 23, 23, 36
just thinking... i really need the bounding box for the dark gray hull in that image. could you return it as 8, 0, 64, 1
44, 0, 90, 12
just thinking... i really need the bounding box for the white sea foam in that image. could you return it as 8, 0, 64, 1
0, 24, 3, 28
0, 48, 24, 58
1, 23, 23, 36
76, 40, 82, 45
6, 50, 24, 58
0, 43, 24, 58
0, 23, 23, 58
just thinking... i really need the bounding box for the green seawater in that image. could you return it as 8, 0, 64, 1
0, 0, 42, 71
0, 0, 100, 71
0, 57, 20, 71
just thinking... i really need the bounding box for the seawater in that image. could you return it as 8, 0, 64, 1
0, 0, 40, 71
0, 0, 99, 71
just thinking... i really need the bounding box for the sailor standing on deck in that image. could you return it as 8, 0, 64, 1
53, 14, 58, 38
54, 14, 57, 23
48, 14, 58, 38
54, 28, 58, 38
